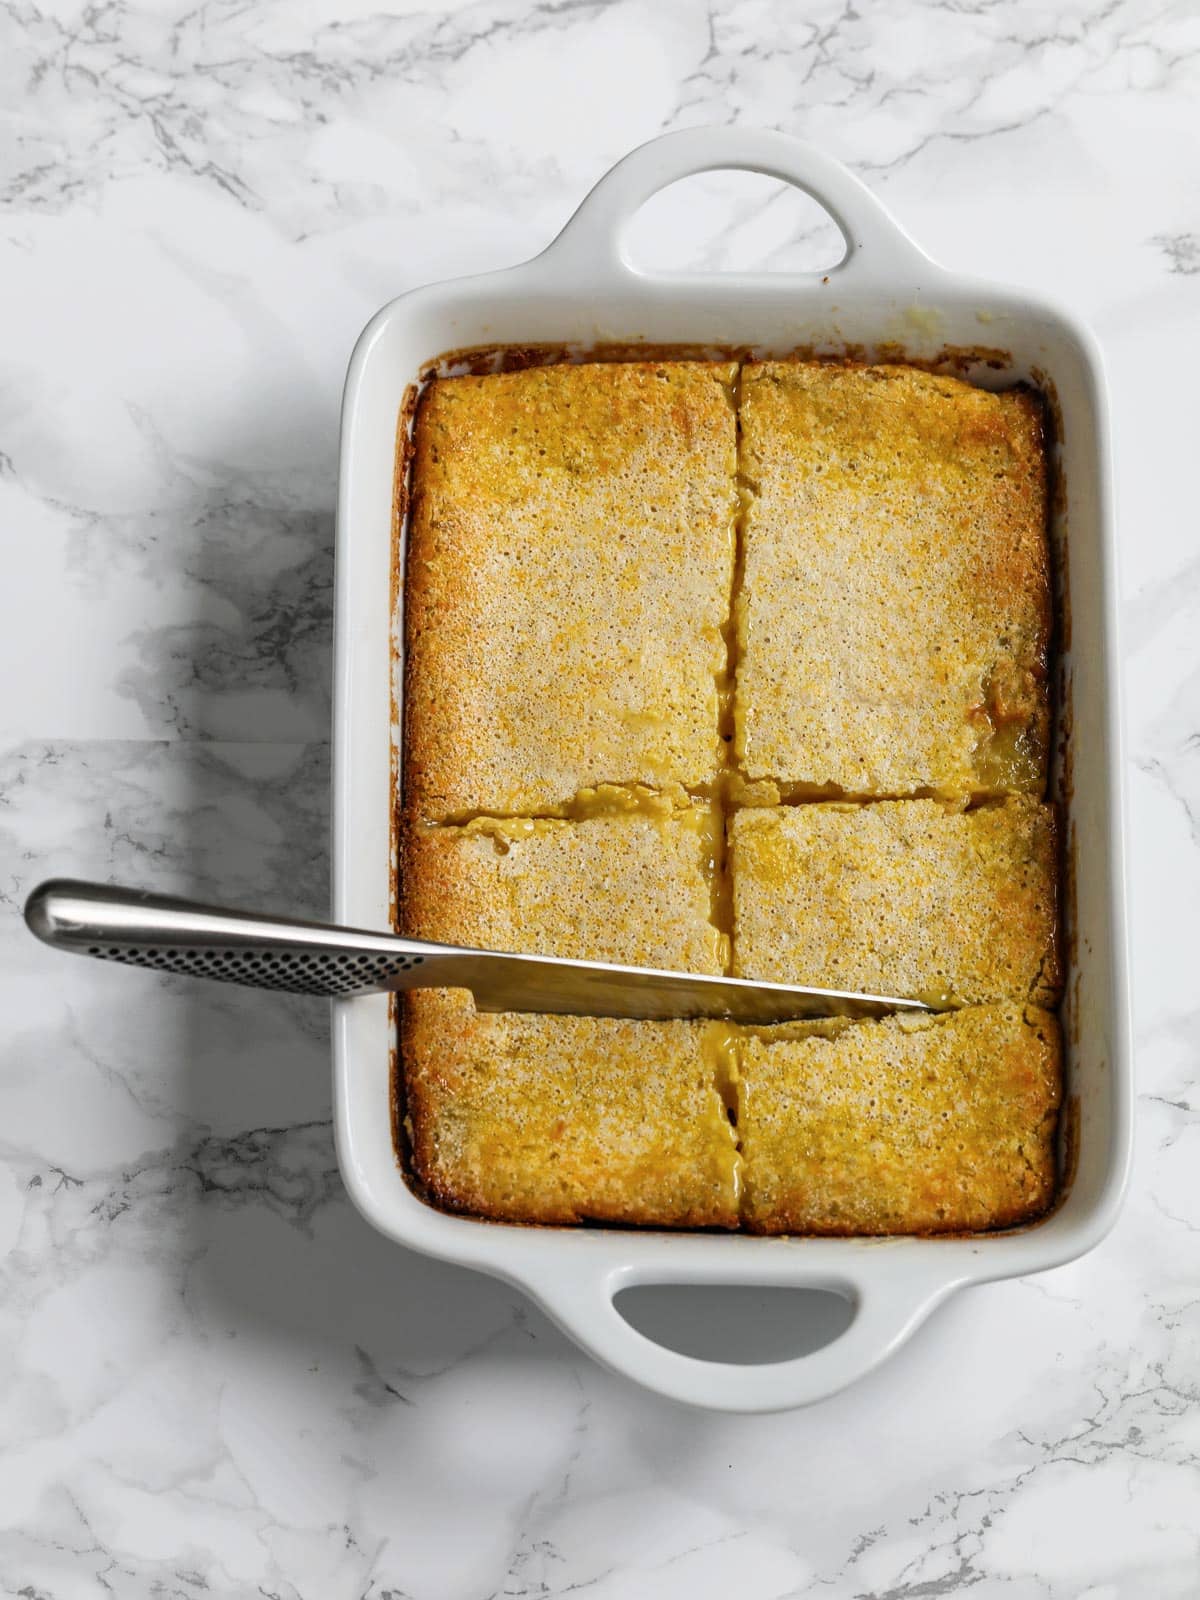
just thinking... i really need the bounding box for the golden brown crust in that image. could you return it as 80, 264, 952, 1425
731, 796, 1062, 1006
738, 1002, 1063, 1235
735, 362, 1051, 797
404, 361, 737, 820
397, 808, 738, 1226
395, 356, 1063, 1235
398, 806, 724, 973
402, 993, 739, 1226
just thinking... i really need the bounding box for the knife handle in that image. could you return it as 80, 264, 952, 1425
23, 878, 448, 998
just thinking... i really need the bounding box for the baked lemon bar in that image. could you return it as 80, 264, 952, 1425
398, 357, 1061, 1235
735, 361, 1051, 799
404, 361, 738, 820
398, 808, 740, 1225
738, 1002, 1062, 1235
731, 796, 1061, 1006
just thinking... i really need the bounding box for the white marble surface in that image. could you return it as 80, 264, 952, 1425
2, 0, 1198, 1593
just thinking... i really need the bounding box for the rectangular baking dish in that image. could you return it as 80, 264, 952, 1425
332, 127, 1132, 1413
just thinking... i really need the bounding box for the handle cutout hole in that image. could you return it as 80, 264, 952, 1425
614, 1284, 854, 1365
623, 170, 847, 276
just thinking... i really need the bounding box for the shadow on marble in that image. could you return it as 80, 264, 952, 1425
160, 751, 877, 1423
109, 479, 336, 744
4, 742, 888, 1451
154, 734, 585, 1417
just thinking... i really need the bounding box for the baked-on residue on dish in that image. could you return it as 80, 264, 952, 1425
397, 355, 1062, 1236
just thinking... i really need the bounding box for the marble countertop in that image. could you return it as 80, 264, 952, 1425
3, 0, 1198, 1594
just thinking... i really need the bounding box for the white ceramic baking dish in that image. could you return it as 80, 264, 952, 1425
332, 127, 1132, 1413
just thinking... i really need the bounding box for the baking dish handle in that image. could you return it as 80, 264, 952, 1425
523, 1257, 957, 1413
541, 126, 933, 288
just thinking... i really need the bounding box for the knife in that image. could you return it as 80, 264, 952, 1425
24, 878, 934, 1026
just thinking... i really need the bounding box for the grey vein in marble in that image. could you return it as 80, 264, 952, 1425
1, 0, 1199, 1593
